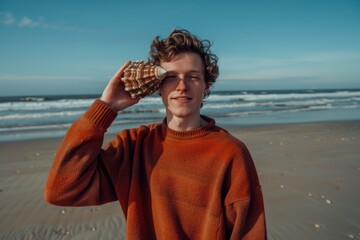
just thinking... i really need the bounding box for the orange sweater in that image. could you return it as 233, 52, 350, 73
45, 99, 266, 240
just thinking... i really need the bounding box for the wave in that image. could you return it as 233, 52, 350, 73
1, 100, 359, 121
221, 103, 359, 117
0, 98, 96, 112
0, 118, 159, 133
203, 102, 257, 109
0, 107, 165, 121
208, 90, 360, 102
0, 89, 359, 142
119, 109, 161, 114
20, 97, 46, 102
1, 90, 359, 112
242, 91, 360, 101
0, 97, 164, 112
0, 123, 72, 132
0, 111, 85, 120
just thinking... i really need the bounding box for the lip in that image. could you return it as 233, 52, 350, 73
171, 96, 192, 100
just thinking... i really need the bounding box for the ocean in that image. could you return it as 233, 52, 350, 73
1, 89, 360, 142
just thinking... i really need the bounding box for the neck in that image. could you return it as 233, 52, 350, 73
166, 115, 205, 132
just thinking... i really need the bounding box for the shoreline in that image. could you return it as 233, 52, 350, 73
0, 120, 359, 239
1, 118, 359, 144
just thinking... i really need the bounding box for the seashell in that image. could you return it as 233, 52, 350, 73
121, 61, 167, 98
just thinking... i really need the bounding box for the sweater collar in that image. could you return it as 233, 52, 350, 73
161, 115, 215, 140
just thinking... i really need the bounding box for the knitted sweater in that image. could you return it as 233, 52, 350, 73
45, 99, 266, 240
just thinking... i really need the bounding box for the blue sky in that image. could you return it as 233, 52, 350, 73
1, 0, 360, 96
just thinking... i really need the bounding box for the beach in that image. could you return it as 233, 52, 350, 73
0, 120, 359, 239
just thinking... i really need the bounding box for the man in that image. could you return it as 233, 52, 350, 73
45, 29, 266, 239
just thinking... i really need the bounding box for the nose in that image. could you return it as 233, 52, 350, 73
176, 78, 188, 91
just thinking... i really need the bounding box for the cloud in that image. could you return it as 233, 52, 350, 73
0, 12, 15, 25
0, 74, 92, 81
0, 11, 91, 33
18, 16, 44, 28
0, 11, 45, 29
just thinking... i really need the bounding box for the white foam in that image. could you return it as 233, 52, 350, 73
0, 110, 84, 120
0, 98, 95, 111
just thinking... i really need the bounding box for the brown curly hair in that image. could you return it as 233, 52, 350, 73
148, 28, 219, 98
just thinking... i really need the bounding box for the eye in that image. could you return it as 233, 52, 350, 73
165, 75, 176, 80
189, 75, 200, 81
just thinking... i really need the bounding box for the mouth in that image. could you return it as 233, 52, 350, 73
172, 96, 192, 101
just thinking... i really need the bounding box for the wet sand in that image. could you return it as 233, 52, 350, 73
0, 120, 359, 239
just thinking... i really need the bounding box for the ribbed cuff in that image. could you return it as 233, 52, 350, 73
83, 99, 118, 129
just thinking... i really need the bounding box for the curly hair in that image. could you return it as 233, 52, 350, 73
148, 28, 219, 98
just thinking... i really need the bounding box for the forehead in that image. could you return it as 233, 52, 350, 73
160, 52, 204, 73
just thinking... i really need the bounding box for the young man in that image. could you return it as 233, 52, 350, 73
45, 29, 266, 239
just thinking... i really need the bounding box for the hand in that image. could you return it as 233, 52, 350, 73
100, 61, 140, 112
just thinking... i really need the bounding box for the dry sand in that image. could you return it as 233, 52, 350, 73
0, 120, 359, 239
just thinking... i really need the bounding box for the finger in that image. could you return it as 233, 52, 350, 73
130, 96, 141, 105
109, 60, 131, 85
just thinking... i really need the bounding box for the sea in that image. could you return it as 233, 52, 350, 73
1, 89, 360, 142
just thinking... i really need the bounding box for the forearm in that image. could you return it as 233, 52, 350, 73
45, 99, 118, 206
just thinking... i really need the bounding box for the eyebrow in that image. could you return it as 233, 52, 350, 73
187, 70, 202, 74
166, 70, 202, 75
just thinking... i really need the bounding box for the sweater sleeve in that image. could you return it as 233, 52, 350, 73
45, 99, 123, 206
223, 143, 267, 240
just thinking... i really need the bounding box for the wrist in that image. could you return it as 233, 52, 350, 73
99, 97, 123, 112
84, 99, 118, 129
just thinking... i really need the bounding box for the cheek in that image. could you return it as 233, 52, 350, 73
159, 80, 175, 95
158, 85, 170, 102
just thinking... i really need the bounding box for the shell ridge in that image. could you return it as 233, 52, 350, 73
121, 61, 167, 98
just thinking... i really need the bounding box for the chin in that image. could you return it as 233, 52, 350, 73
168, 109, 198, 119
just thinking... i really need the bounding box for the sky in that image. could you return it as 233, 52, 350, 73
0, 0, 360, 96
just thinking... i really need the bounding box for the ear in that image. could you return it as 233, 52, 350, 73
204, 85, 210, 94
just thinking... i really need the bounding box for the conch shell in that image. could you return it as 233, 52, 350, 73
121, 61, 167, 98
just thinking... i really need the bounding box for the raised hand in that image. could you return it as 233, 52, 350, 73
100, 61, 140, 112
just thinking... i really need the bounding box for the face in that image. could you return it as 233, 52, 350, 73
159, 52, 209, 120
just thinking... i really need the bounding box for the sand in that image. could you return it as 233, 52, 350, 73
0, 120, 359, 239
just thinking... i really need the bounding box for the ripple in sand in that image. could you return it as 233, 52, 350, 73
54, 228, 70, 236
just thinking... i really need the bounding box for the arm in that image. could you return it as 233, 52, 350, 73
224, 144, 267, 240
45, 61, 140, 206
